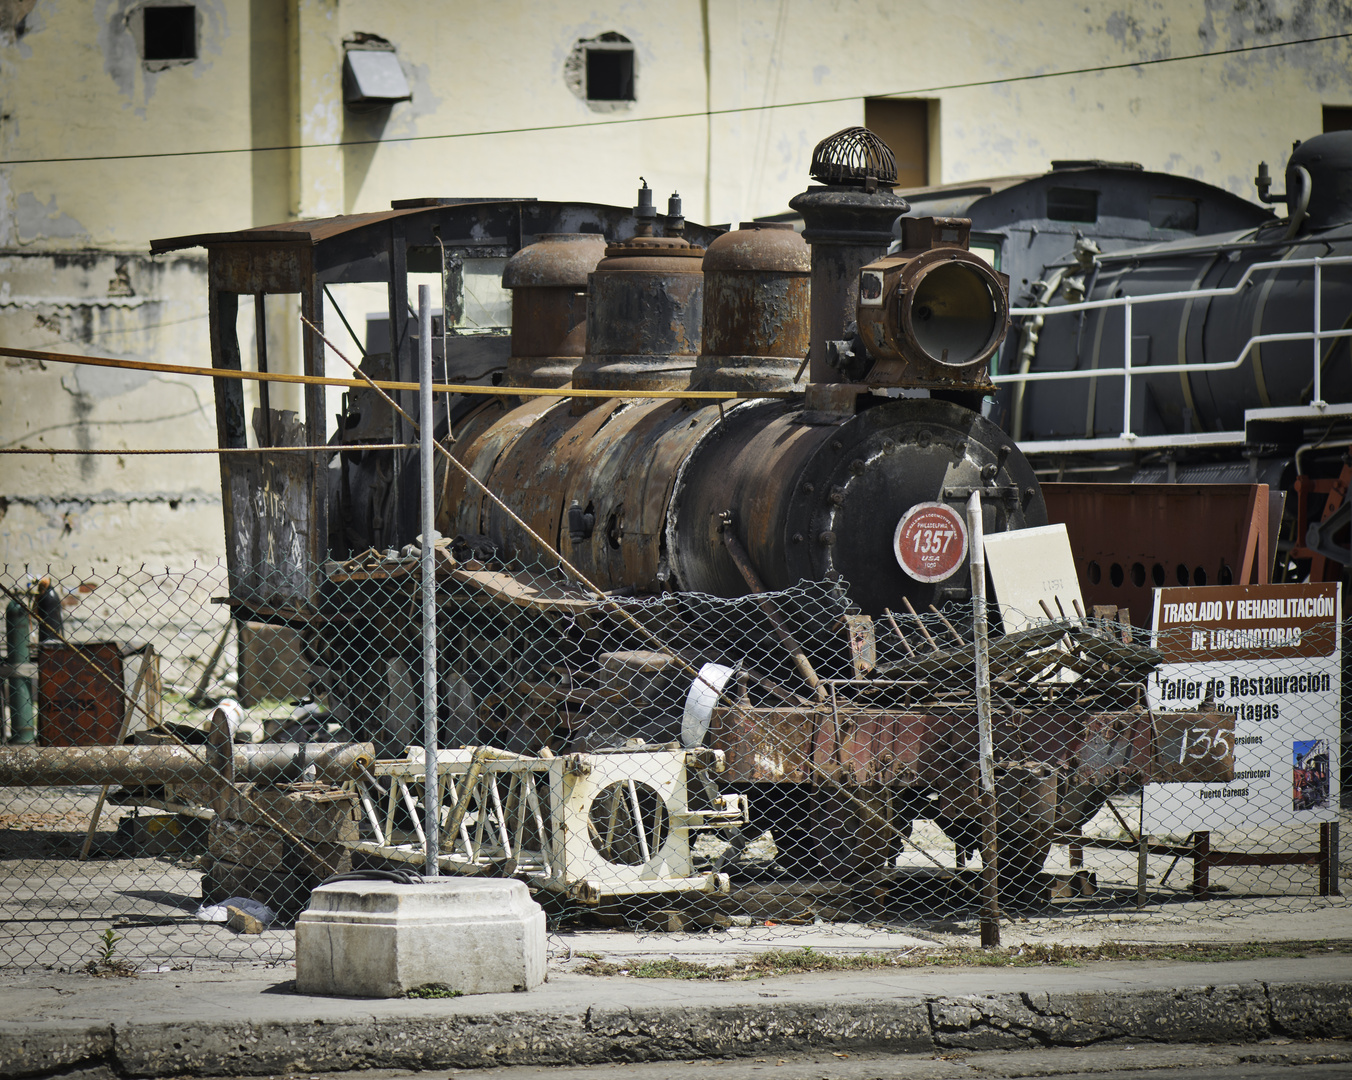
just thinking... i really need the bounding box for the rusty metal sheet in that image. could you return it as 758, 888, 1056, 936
1150, 709, 1235, 783
671, 401, 826, 597
816, 708, 934, 785
444, 396, 559, 542
710, 705, 814, 785
714, 699, 1156, 797
1069, 710, 1154, 786
480, 397, 624, 561
152, 206, 432, 254
594, 401, 715, 590
36, 643, 125, 747
207, 242, 309, 294
1042, 482, 1271, 627
553, 400, 712, 590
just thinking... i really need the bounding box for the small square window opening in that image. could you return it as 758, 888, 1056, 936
142, 6, 197, 62
1046, 187, 1098, 223
587, 47, 634, 102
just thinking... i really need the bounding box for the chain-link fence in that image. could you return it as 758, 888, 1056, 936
1, 553, 1346, 973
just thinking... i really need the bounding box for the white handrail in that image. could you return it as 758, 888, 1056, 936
994, 254, 1352, 440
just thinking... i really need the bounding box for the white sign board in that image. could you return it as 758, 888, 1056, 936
984, 523, 1084, 633
1144, 582, 1340, 834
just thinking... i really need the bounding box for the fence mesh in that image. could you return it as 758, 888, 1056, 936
0, 555, 1346, 973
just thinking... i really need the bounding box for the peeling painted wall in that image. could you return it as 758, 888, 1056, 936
2, 0, 1350, 572
0, 251, 221, 568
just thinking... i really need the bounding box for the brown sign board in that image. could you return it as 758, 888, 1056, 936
1144, 582, 1339, 832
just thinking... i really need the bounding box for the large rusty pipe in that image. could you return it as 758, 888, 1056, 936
0, 742, 374, 787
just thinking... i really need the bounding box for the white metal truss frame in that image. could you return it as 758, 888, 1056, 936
346, 745, 746, 904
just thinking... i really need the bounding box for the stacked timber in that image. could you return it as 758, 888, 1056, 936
202, 782, 358, 921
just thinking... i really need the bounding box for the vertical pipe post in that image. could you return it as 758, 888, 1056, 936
967, 492, 999, 946
253, 293, 273, 447
1313, 259, 1324, 407
1121, 298, 1133, 439
5, 598, 34, 744
418, 284, 440, 877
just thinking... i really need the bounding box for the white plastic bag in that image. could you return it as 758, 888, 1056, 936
196, 896, 276, 927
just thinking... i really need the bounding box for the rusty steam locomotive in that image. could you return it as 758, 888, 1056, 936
158, 128, 1178, 893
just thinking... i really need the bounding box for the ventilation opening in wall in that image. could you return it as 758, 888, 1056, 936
142, 5, 197, 62
588, 46, 634, 101
566, 33, 636, 111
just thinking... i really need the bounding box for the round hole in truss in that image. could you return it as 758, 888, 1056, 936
1087, 560, 1102, 585
1130, 562, 1146, 588
588, 780, 668, 866
1109, 563, 1124, 588
1152, 563, 1166, 587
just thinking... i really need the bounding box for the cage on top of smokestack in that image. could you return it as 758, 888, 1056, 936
809, 126, 899, 192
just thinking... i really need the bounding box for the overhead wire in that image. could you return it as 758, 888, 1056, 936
3, 32, 1348, 167
0, 344, 798, 400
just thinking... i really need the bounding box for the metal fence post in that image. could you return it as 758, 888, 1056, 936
1313, 257, 1325, 407
418, 284, 441, 877
1121, 296, 1133, 439
968, 492, 999, 946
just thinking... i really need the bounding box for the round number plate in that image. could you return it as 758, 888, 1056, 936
893, 502, 969, 582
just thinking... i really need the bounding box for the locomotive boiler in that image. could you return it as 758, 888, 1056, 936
327, 133, 1036, 622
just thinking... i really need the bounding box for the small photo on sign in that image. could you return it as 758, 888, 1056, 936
1292, 738, 1331, 812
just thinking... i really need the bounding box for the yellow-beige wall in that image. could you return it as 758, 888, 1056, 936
2, 0, 1349, 569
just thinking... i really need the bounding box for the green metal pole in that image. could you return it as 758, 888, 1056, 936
5, 598, 35, 744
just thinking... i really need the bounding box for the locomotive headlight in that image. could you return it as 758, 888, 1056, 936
905, 259, 1003, 367
855, 215, 1010, 386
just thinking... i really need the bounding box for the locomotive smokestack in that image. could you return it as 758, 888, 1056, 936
789, 127, 908, 383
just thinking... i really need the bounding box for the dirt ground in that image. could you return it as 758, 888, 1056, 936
2, 782, 1347, 974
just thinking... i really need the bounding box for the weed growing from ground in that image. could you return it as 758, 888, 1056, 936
572, 939, 1352, 980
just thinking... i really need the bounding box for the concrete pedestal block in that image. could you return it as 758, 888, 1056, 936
294, 877, 546, 998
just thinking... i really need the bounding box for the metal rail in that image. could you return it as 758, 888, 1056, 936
995, 254, 1352, 444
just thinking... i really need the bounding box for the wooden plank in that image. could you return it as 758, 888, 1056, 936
448, 566, 596, 612
226, 905, 268, 934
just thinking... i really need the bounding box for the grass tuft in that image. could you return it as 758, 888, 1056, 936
405, 983, 463, 998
